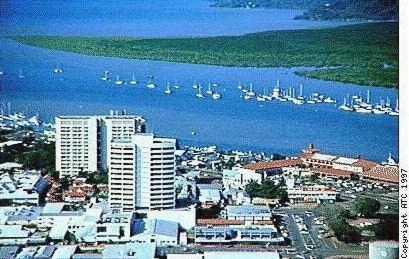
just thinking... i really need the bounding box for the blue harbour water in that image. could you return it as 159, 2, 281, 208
0, 0, 398, 162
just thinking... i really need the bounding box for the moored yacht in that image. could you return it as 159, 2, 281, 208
146, 76, 157, 89
212, 91, 221, 100
192, 81, 199, 89
355, 107, 372, 114
306, 96, 316, 104
196, 85, 204, 98
242, 84, 248, 93
173, 81, 181, 89
256, 95, 266, 102
206, 83, 213, 95
164, 82, 172, 95
53, 64, 63, 74
18, 69, 25, 79
114, 75, 124, 85
372, 108, 386, 115
389, 98, 399, 116
101, 70, 110, 81
272, 80, 281, 99
129, 73, 138, 85
358, 90, 371, 108
247, 83, 256, 97
261, 88, 272, 101
323, 97, 336, 104
292, 98, 304, 105
312, 93, 324, 103
339, 97, 353, 111
297, 83, 304, 100
243, 94, 253, 100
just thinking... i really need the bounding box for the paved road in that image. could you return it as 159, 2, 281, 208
279, 209, 369, 258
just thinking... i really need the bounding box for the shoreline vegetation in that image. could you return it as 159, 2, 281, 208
211, 0, 398, 21
11, 22, 398, 88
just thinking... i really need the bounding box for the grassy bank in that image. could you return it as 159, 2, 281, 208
12, 22, 398, 87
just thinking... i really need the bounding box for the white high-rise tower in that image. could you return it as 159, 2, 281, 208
55, 114, 146, 177
108, 133, 176, 212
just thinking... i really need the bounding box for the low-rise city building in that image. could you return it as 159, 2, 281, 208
194, 225, 284, 244
287, 185, 338, 204
244, 158, 303, 177
360, 165, 399, 185
222, 166, 262, 190
132, 219, 180, 246
147, 206, 196, 230
197, 184, 223, 207
223, 205, 271, 223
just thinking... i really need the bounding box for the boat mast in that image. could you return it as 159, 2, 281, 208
366, 90, 371, 104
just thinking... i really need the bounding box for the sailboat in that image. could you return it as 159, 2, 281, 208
355, 107, 372, 114
206, 83, 213, 95
372, 107, 386, 115
237, 81, 243, 90
164, 82, 172, 95
101, 70, 110, 81
146, 76, 157, 89
196, 84, 204, 98
359, 90, 371, 108
18, 69, 25, 79
262, 88, 272, 101
286, 87, 295, 101
247, 83, 256, 97
380, 97, 392, 113
256, 90, 266, 102
323, 96, 336, 104
306, 96, 316, 104
243, 94, 252, 100
173, 81, 181, 89
298, 83, 304, 100
272, 80, 281, 99
339, 97, 353, 111
292, 84, 305, 104
212, 90, 222, 100
354, 92, 372, 113
389, 98, 399, 116
129, 73, 138, 85
53, 64, 63, 74
114, 75, 124, 85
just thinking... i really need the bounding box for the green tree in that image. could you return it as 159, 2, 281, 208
353, 197, 381, 218
225, 158, 235, 170
245, 181, 261, 199
329, 217, 361, 243
245, 180, 288, 202
339, 208, 353, 219
310, 174, 319, 182
60, 176, 72, 191
18, 142, 55, 171
48, 170, 59, 180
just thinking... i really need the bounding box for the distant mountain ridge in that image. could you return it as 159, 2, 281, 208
211, 0, 398, 21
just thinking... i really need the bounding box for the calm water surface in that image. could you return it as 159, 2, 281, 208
0, 0, 398, 161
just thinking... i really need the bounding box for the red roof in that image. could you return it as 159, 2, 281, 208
244, 159, 303, 171
360, 165, 399, 184
353, 159, 379, 172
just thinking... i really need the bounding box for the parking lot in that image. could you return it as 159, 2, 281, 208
279, 209, 368, 259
